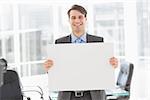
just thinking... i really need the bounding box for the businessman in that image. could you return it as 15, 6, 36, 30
44, 4, 118, 100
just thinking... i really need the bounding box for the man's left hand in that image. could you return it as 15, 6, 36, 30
109, 57, 118, 68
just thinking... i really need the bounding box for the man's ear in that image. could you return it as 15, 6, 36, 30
85, 17, 87, 21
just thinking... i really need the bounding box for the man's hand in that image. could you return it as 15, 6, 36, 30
43, 59, 53, 72
109, 57, 118, 68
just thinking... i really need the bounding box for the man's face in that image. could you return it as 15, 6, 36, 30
69, 10, 87, 36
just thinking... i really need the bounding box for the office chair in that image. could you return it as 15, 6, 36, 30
0, 58, 23, 100
107, 61, 134, 100
0, 58, 44, 100
117, 62, 134, 93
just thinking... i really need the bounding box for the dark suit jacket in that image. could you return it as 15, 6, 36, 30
55, 34, 106, 100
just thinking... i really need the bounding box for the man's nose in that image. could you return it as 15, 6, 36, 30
74, 18, 80, 23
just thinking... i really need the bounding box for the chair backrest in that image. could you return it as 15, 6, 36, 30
116, 62, 134, 92
0, 70, 23, 100
0, 64, 4, 87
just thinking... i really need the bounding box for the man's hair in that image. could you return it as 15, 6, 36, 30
67, 4, 87, 18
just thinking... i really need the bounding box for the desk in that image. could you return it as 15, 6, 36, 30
105, 88, 129, 100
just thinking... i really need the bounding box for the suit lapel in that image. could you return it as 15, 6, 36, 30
66, 35, 72, 43
86, 34, 91, 43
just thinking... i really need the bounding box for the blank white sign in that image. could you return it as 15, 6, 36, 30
48, 43, 115, 91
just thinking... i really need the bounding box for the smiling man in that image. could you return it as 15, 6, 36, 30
44, 4, 118, 100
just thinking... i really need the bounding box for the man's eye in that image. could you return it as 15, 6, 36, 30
79, 16, 83, 19
71, 17, 76, 19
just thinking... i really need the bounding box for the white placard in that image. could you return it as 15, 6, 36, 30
48, 43, 115, 91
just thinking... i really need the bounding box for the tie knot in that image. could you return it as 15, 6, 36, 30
75, 38, 85, 43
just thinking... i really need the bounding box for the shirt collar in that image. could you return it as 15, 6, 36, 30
71, 33, 87, 43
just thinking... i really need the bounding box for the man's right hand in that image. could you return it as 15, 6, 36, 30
43, 59, 53, 72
